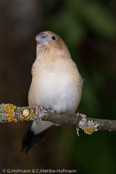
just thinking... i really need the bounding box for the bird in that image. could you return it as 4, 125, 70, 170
22, 31, 83, 153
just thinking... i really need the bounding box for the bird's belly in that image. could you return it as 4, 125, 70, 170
29, 72, 81, 114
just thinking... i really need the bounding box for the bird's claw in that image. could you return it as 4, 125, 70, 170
34, 105, 43, 122
77, 113, 86, 121
76, 126, 80, 136
76, 113, 87, 136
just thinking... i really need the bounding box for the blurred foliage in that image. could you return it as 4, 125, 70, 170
0, 0, 116, 173
42, 0, 116, 173
43, 0, 116, 117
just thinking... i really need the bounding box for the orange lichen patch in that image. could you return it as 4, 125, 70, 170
0, 104, 36, 122
31, 110, 34, 117
3, 104, 16, 122
4, 104, 16, 111
17, 117, 24, 122
84, 127, 94, 134
17, 117, 29, 122
7, 116, 16, 122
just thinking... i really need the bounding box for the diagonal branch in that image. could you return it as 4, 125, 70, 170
0, 103, 116, 135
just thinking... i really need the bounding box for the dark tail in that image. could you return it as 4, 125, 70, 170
22, 128, 46, 154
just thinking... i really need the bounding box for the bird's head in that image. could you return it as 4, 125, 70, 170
35, 31, 70, 58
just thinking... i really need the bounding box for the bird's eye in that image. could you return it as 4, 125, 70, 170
50, 35, 56, 41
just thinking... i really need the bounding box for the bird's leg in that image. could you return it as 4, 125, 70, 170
34, 105, 43, 123
34, 105, 43, 114
34, 106, 39, 115
77, 113, 86, 121
76, 113, 87, 136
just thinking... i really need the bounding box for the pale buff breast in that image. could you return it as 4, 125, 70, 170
28, 56, 82, 114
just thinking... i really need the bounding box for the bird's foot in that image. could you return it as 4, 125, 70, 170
76, 126, 80, 136
34, 105, 43, 114
34, 105, 43, 122
34, 106, 39, 115
76, 113, 87, 136
77, 113, 86, 121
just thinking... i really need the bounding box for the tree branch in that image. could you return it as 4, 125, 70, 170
0, 103, 115, 135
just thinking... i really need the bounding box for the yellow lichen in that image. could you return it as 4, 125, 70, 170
7, 116, 16, 122
0, 104, 36, 122
17, 117, 24, 122
31, 110, 34, 117
84, 127, 94, 134
3, 104, 16, 122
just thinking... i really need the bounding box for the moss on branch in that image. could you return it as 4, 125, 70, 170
0, 103, 116, 135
